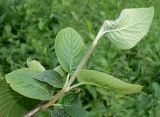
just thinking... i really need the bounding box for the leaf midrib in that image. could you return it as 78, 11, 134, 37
107, 14, 151, 33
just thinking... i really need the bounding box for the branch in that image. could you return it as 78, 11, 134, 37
24, 28, 104, 117
23, 89, 66, 117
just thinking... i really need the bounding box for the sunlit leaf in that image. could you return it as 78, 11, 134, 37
98, 7, 154, 49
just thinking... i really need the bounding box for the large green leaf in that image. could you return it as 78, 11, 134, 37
0, 80, 38, 117
77, 69, 143, 94
36, 69, 64, 88
98, 7, 154, 49
55, 27, 86, 73
5, 68, 52, 100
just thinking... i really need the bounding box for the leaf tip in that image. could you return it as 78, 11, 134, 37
129, 84, 143, 94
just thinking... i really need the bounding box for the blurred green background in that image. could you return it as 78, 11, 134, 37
0, 0, 160, 117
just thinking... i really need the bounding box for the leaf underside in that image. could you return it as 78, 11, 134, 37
77, 69, 143, 94
55, 27, 86, 73
100, 7, 154, 49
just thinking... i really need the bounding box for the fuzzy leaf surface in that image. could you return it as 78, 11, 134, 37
99, 7, 154, 49
77, 69, 143, 94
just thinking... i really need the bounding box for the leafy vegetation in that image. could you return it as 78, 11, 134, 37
0, 0, 160, 117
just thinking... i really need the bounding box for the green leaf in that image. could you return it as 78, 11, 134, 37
99, 7, 154, 49
0, 76, 4, 80
35, 109, 69, 117
60, 92, 86, 117
52, 109, 70, 117
77, 69, 143, 94
27, 59, 45, 71
36, 69, 64, 88
152, 82, 160, 97
54, 65, 66, 77
5, 68, 52, 100
34, 110, 52, 117
96, 87, 111, 95
60, 92, 78, 105
55, 27, 86, 73
155, 104, 160, 117
0, 80, 38, 117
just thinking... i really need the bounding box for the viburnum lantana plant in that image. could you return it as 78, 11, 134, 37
0, 7, 154, 117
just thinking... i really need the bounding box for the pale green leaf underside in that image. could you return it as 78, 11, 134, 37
5, 68, 52, 100
55, 27, 86, 73
0, 80, 38, 117
77, 69, 143, 94
100, 7, 154, 49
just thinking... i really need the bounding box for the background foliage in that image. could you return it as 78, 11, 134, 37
0, 0, 160, 117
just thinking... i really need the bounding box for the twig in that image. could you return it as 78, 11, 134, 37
24, 102, 44, 117
23, 28, 104, 117
23, 88, 66, 117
